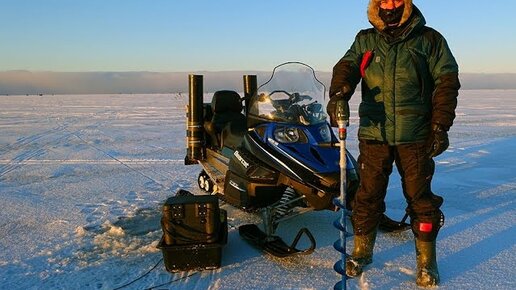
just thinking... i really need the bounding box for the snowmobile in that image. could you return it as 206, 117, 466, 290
184, 62, 408, 257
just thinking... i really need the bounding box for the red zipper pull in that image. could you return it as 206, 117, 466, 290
360, 50, 374, 78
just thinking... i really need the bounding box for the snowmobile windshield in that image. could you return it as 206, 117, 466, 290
250, 62, 327, 125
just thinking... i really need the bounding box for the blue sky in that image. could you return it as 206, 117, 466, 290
1, 0, 515, 73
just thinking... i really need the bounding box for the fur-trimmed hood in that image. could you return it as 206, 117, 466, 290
368, 0, 413, 31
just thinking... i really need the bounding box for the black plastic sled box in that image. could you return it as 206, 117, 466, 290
158, 193, 228, 272
161, 194, 222, 245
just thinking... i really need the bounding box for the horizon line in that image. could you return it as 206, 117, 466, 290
2, 70, 516, 75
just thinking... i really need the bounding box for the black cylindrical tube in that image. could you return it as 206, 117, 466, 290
243, 75, 257, 116
185, 74, 205, 164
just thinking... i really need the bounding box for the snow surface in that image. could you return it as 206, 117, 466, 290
0, 90, 515, 290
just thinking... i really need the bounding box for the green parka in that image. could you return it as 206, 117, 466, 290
330, 1, 460, 145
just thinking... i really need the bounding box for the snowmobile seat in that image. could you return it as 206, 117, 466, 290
221, 119, 247, 149
204, 90, 246, 148
202, 103, 214, 146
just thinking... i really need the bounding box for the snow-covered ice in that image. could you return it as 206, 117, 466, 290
0, 90, 515, 289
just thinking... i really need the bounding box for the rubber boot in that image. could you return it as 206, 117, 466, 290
415, 239, 440, 287
346, 231, 377, 277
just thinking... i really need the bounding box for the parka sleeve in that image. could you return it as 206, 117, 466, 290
428, 31, 461, 130
329, 32, 364, 100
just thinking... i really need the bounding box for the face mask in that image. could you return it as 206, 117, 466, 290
379, 4, 405, 27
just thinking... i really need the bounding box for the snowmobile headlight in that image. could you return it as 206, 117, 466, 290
319, 124, 332, 142
273, 127, 307, 144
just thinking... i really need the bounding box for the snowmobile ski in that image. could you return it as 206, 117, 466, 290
239, 224, 316, 258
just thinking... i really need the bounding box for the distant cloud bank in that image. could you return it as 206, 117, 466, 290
1, 70, 515, 95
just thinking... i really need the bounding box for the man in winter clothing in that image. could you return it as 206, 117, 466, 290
327, 0, 460, 287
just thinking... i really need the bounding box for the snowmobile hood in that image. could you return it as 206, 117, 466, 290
368, 0, 413, 31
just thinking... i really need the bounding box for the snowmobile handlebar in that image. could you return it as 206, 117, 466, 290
317, 142, 339, 148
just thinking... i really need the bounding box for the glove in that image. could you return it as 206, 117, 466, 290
427, 124, 449, 158
326, 86, 351, 127
326, 98, 349, 127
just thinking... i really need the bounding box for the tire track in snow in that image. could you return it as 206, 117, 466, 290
0, 123, 68, 155
0, 148, 47, 178
0, 159, 184, 165
64, 110, 184, 183
64, 127, 165, 188
0, 123, 74, 179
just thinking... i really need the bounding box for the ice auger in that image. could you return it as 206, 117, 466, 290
333, 100, 351, 290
